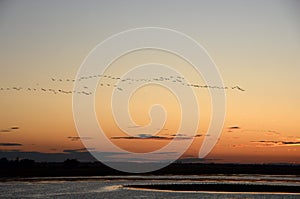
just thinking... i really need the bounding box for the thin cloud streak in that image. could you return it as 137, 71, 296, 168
0, 126, 20, 133
111, 133, 193, 140
228, 126, 241, 130
0, 143, 22, 146
251, 140, 300, 146
227, 126, 280, 135
67, 136, 92, 141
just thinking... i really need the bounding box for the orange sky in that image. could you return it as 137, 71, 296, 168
0, 1, 299, 164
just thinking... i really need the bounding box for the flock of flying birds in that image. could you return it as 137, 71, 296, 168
0, 74, 245, 96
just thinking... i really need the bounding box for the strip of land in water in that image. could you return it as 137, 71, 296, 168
125, 183, 300, 193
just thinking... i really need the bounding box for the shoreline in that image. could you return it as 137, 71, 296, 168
1, 173, 299, 182
1, 162, 299, 177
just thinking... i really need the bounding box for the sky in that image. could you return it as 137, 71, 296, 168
0, 0, 299, 164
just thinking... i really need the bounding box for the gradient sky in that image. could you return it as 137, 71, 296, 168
0, 0, 299, 164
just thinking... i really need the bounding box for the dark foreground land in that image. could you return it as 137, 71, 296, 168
0, 158, 299, 178
125, 183, 300, 193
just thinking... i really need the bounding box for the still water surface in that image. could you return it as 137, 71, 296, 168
0, 175, 299, 198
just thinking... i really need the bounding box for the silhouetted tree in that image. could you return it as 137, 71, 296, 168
0, 158, 9, 167
0, 157, 8, 163
63, 159, 80, 168
19, 159, 35, 168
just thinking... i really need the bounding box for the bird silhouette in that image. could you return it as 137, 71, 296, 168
232, 86, 245, 91
0, 73, 245, 98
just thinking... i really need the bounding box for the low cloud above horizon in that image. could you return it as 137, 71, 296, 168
67, 136, 92, 141
0, 126, 20, 133
0, 143, 22, 146
111, 133, 197, 140
251, 140, 300, 146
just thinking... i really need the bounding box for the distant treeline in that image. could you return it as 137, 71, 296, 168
0, 157, 299, 177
